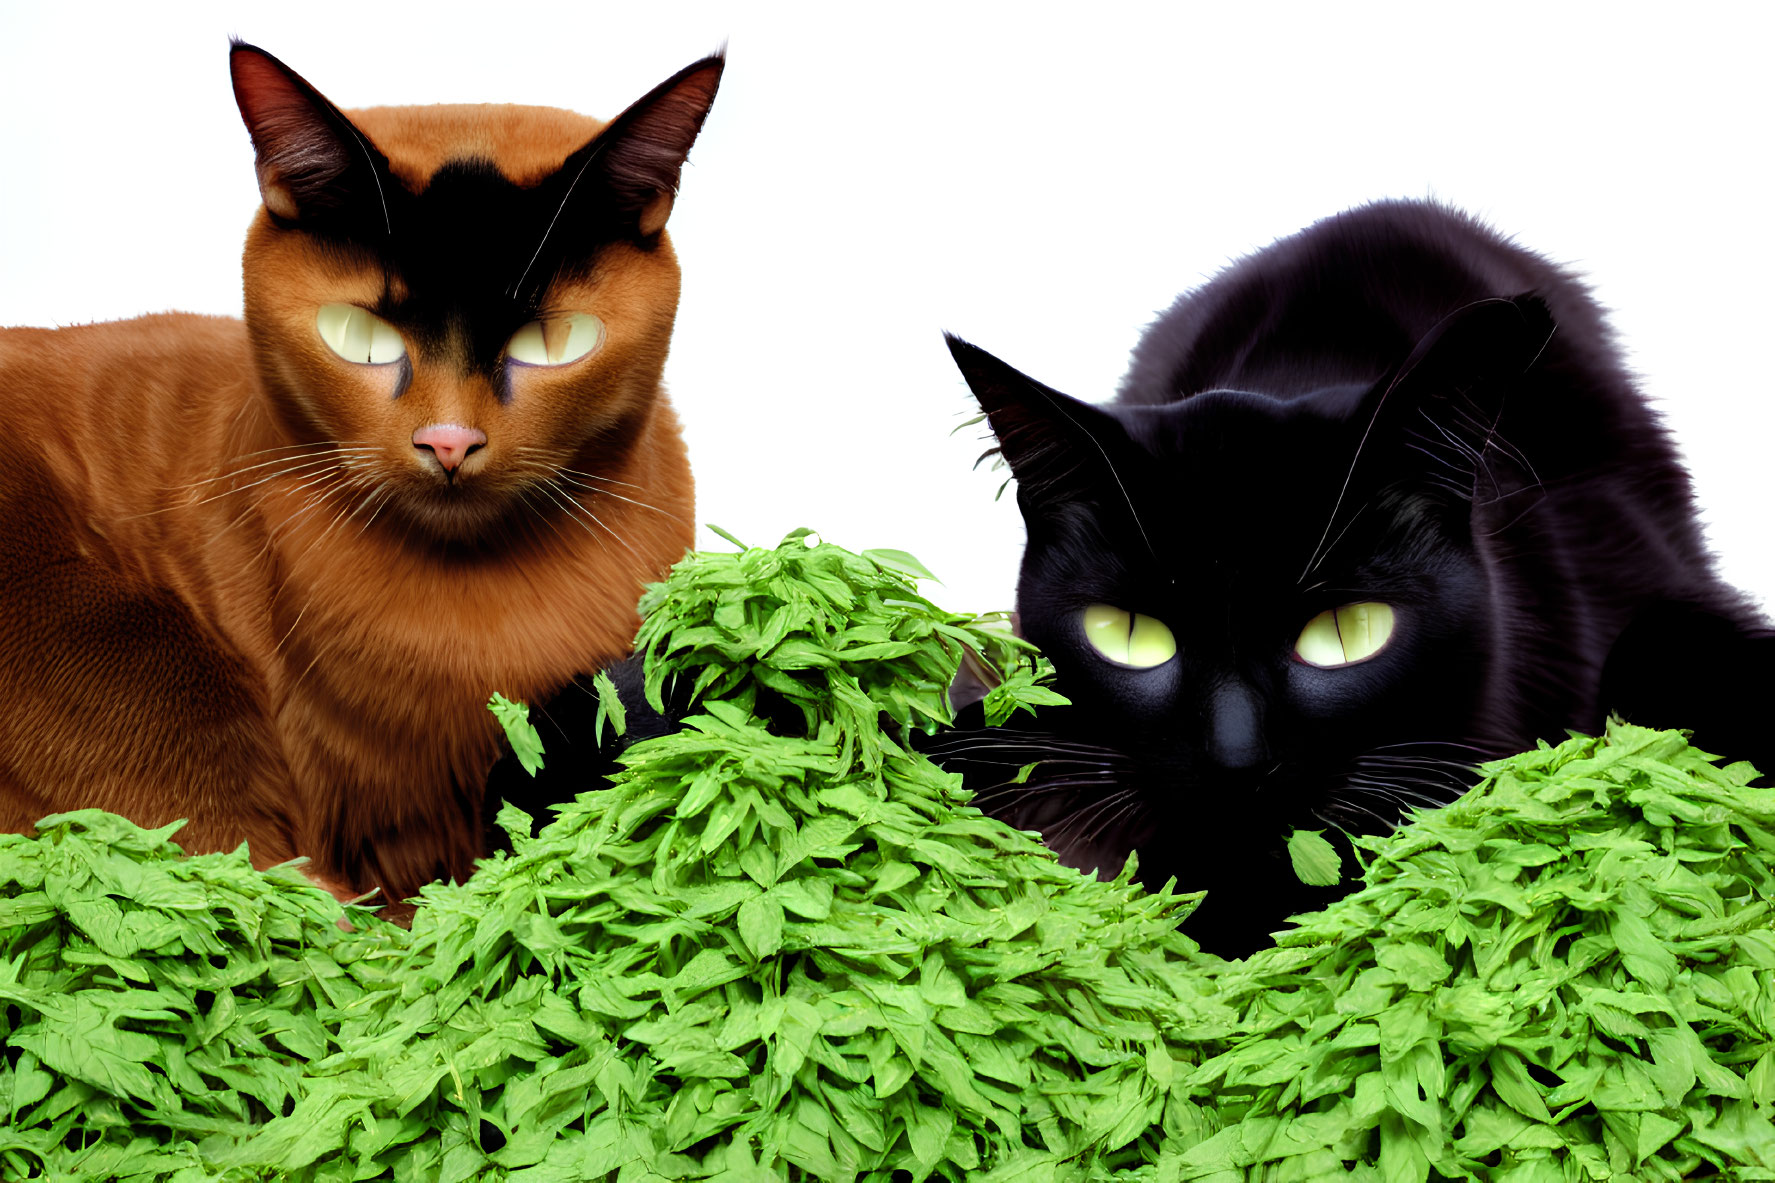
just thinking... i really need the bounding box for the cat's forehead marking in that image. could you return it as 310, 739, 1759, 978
319, 155, 615, 369
348, 104, 608, 191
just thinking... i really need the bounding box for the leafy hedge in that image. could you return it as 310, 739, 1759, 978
2, 530, 1772, 1180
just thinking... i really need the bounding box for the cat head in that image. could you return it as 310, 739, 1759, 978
945, 296, 1553, 939
229, 42, 721, 541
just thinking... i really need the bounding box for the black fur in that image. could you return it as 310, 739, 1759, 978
227, 42, 723, 384
484, 655, 687, 843
935, 200, 1770, 957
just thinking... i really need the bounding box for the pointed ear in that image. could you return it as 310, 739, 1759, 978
1372, 294, 1556, 426
1357, 294, 1557, 511
946, 334, 1130, 514
565, 52, 724, 238
229, 41, 391, 231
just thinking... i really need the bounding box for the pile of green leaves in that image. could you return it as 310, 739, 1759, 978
0, 815, 395, 1180
2, 528, 1773, 1181
1179, 723, 1775, 1180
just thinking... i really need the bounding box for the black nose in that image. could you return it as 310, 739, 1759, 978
1207, 680, 1267, 771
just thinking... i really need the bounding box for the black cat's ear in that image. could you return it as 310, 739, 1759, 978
1355, 293, 1556, 506
1372, 294, 1556, 425
229, 41, 392, 232
946, 334, 1131, 513
560, 52, 724, 238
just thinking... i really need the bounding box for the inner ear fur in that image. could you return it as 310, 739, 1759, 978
945, 334, 1134, 515
559, 52, 725, 238
229, 41, 392, 229
1368, 294, 1556, 431
1357, 294, 1557, 494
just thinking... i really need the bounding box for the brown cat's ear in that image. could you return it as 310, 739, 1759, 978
229, 41, 392, 231
946, 334, 1134, 515
563, 52, 725, 237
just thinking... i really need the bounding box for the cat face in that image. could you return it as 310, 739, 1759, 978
943, 297, 1554, 947
230, 44, 720, 542
1007, 385, 1491, 813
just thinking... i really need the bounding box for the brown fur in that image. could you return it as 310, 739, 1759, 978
0, 46, 720, 915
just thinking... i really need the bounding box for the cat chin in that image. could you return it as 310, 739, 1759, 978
379, 481, 619, 550
374, 484, 527, 544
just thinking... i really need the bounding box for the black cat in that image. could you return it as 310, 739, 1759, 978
928, 199, 1771, 957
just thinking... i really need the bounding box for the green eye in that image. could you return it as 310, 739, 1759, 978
506, 313, 605, 366
1295, 602, 1396, 667
1081, 604, 1177, 668
316, 303, 405, 364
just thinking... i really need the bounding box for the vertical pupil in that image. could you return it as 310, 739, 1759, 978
1081, 604, 1176, 667
1296, 602, 1394, 666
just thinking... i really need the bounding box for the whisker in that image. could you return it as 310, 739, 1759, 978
1368, 739, 1490, 757
918, 732, 1127, 760
1047, 788, 1142, 848
1302, 498, 1373, 580
121, 454, 358, 520
514, 451, 650, 492
972, 778, 1120, 809
538, 482, 651, 565
557, 470, 646, 489
945, 758, 1117, 775
920, 742, 1127, 767
1340, 779, 1451, 810
552, 474, 685, 523
159, 443, 378, 492
518, 485, 577, 547
1316, 800, 1395, 831
353, 484, 396, 537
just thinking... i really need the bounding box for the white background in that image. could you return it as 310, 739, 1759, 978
3, 3, 1770, 616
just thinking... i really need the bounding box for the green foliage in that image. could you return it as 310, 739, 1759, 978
488, 693, 545, 777
1175, 723, 1775, 1180
3, 530, 1773, 1181
0, 811, 395, 1180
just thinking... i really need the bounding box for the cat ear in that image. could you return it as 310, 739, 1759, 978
946, 334, 1131, 513
1371, 294, 1556, 425
560, 52, 725, 238
229, 41, 393, 231
1349, 291, 1547, 515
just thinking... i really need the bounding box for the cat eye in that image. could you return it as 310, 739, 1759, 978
315, 303, 406, 365
505, 314, 605, 367
1294, 602, 1396, 668
1081, 604, 1177, 669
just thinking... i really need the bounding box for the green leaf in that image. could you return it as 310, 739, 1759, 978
862, 548, 939, 583
591, 668, 628, 745
487, 691, 545, 776
737, 895, 784, 960
1286, 827, 1342, 886
704, 523, 748, 549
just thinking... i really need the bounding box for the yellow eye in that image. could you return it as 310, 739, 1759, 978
315, 303, 405, 364
1295, 602, 1396, 668
1081, 604, 1177, 669
506, 313, 605, 366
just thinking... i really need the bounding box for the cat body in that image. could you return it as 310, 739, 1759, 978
940, 200, 1770, 955
0, 45, 721, 911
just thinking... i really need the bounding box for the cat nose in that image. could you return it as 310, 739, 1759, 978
412, 423, 487, 473
1207, 680, 1267, 771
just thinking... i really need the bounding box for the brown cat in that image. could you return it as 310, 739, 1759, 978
0, 43, 720, 915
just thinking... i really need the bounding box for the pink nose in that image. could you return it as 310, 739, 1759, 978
412, 423, 487, 473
